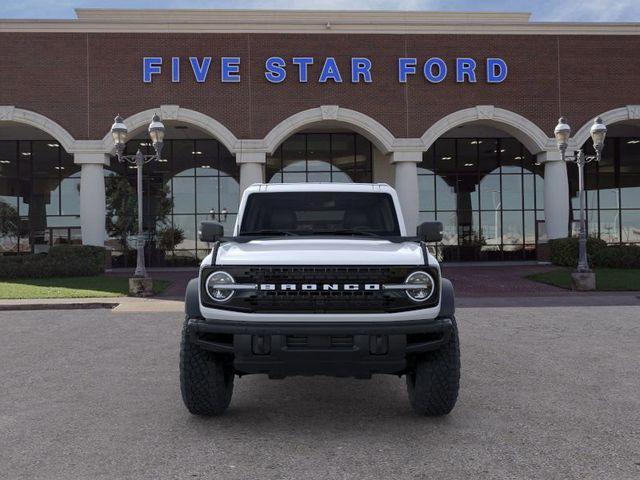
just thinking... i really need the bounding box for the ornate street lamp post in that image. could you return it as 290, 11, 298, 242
110, 114, 165, 281
554, 116, 607, 287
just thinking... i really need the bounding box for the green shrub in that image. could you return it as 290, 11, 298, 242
0, 245, 106, 279
593, 245, 640, 268
550, 237, 640, 269
549, 237, 607, 267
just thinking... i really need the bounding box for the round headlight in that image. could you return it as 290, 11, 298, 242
205, 271, 235, 302
405, 271, 435, 302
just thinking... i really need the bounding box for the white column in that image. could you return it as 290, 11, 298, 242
75, 152, 109, 246
391, 151, 422, 236
237, 151, 266, 193
539, 151, 569, 239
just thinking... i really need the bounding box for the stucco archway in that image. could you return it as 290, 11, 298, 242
262, 105, 397, 155
421, 105, 553, 155
0, 106, 76, 153
100, 105, 239, 155
572, 105, 640, 148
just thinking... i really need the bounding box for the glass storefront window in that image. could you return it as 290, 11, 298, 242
0, 140, 79, 254
599, 210, 620, 243
568, 136, 640, 245
479, 175, 501, 211
418, 174, 435, 211
434, 139, 456, 175
172, 177, 196, 214
501, 175, 523, 211
282, 135, 306, 172
307, 133, 331, 171
621, 210, 640, 243
106, 138, 240, 267
266, 132, 373, 184
419, 136, 544, 260
620, 181, 640, 209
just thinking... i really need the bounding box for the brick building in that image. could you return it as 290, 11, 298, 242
1, 9, 639, 264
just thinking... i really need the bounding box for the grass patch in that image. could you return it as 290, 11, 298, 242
526, 268, 640, 291
0, 276, 170, 299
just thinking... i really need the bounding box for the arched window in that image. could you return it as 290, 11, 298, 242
569, 135, 640, 244
418, 137, 544, 261
266, 133, 373, 183
107, 138, 239, 267
0, 139, 79, 253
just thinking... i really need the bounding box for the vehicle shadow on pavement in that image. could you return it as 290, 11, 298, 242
183, 375, 457, 425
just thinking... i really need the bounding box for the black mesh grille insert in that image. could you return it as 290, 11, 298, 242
201, 265, 439, 313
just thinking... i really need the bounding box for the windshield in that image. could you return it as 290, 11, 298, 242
239, 191, 401, 236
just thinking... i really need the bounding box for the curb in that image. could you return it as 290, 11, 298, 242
0, 302, 119, 312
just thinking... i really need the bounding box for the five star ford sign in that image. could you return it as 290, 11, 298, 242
143, 56, 508, 84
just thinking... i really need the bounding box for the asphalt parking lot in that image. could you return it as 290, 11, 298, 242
1, 306, 639, 479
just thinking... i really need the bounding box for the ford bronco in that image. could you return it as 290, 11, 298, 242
181, 183, 459, 416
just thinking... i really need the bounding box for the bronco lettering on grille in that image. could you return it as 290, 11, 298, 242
258, 284, 381, 291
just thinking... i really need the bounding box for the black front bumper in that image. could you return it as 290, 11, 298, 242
187, 317, 452, 378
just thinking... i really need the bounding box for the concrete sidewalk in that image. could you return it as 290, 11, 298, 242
0, 296, 184, 313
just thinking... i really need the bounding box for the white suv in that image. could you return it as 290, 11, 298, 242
181, 183, 459, 416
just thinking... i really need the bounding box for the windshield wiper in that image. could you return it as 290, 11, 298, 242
240, 229, 299, 236
323, 229, 382, 238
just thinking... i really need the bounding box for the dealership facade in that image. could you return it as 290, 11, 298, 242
1, 9, 640, 264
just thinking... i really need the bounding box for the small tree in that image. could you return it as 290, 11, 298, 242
105, 175, 172, 252
157, 226, 185, 252
0, 201, 21, 250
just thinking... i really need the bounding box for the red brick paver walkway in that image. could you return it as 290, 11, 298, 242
442, 265, 565, 297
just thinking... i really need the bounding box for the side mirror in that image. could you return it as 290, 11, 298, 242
199, 221, 224, 243
417, 221, 443, 242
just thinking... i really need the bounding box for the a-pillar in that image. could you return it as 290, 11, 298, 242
538, 151, 569, 239
391, 151, 422, 235
237, 151, 266, 193
75, 152, 109, 246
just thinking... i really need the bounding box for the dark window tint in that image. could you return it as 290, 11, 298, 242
240, 192, 400, 236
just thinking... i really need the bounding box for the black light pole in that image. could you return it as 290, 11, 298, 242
554, 116, 607, 275
110, 114, 166, 278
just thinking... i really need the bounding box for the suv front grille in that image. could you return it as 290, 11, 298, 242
201, 265, 439, 313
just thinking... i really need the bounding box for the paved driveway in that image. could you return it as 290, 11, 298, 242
1, 307, 639, 479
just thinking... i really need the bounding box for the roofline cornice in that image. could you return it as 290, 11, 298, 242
0, 9, 639, 35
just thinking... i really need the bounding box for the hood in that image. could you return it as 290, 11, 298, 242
214, 238, 428, 266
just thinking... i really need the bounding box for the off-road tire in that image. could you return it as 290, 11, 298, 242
406, 316, 460, 416
180, 318, 234, 416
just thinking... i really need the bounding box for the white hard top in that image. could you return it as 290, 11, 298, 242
244, 182, 394, 194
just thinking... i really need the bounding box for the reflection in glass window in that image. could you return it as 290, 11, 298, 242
501, 175, 523, 210
435, 176, 456, 211
108, 138, 240, 265
479, 175, 501, 211
419, 136, 544, 260
266, 133, 373, 184
621, 184, 640, 209
502, 211, 523, 249
599, 210, 620, 243
418, 174, 435, 211
171, 177, 195, 214
0, 140, 76, 253
59, 176, 80, 216
621, 210, 640, 243
568, 136, 640, 245
195, 177, 219, 214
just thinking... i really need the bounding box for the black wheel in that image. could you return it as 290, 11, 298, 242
406, 317, 460, 416
180, 317, 234, 416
